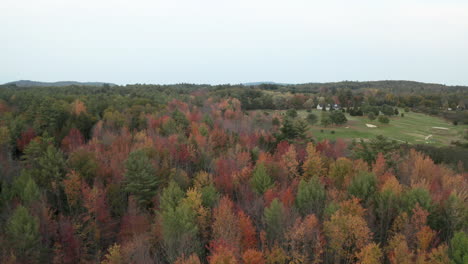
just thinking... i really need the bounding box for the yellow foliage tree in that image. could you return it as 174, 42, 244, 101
101, 244, 123, 264
324, 199, 371, 263
282, 145, 299, 179
386, 234, 414, 264
356, 243, 383, 264
328, 157, 354, 189
302, 143, 325, 180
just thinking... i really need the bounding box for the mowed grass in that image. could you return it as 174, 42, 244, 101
260, 109, 468, 146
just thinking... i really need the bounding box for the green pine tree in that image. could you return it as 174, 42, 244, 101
159, 181, 184, 212
251, 163, 274, 194
296, 177, 326, 217
264, 198, 285, 244
160, 195, 200, 262
6, 205, 41, 261
449, 231, 468, 264
279, 117, 298, 140
23, 141, 66, 211
12, 172, 41, 205
294, 119, 309, 140
348, 171, 377, 204
124, 149, 160, 209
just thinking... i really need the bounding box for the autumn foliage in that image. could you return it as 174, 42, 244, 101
0, 87, 466, 264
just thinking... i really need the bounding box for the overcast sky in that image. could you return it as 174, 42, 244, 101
1, 0, 468, 85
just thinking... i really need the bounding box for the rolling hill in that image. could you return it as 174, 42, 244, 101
4, 80, 116, 87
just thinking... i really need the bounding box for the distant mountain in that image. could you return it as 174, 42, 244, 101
4, 80, 116, 87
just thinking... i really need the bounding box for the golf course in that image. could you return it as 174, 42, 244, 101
267, 109, 468, 146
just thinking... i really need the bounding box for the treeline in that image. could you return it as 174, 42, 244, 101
0, 84, 467, 264
213, 83, 468, 124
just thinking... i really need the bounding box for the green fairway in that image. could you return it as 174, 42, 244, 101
264, 109, 468, 146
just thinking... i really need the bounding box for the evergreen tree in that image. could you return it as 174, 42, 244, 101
264, 199, 285, 244
295, 177, 326, 218
172, 109, 190, 131
278, 118, 309, 141
23, 140, 66, 190
449, 231, 468, 264
161, 199, 200, 262
6, 205, 41, 261
124, 149, 160, 209
160, 181, 185, 212
294, 119, 309, 140
12, 172, 41, 205
401, 187, 432, 213
251, 163, 274, 194
279, 117, 297, 140
348, 171, 377, 204
200, 184, 219, 208
23, 141, 66, 211
38, 144, 67, 187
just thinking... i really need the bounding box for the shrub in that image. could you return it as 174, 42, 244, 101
349, 108, 363, 116
329, 111, 347, 125
306, 113, 318, 125
286, 109, 298, 118
381, 105, 395, 116
429, 108, 439, 115
378, 116, 390, 124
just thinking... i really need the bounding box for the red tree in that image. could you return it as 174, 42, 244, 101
61, 128, 85, 153
238, 210, 257, 251
17, 127, 36, 152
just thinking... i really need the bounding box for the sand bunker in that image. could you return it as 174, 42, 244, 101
366, 124, 377, 128
425, 135, 432, 141
432, 127, 449, 130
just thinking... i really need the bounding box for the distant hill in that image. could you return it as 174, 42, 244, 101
242, 80, 468, 93
4, 80, 116, 87
242, 81, 293, 86
289, 80, 468, 93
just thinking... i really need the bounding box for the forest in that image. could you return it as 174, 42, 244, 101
0, 82, 467, 264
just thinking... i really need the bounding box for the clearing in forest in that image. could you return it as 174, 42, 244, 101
258, 109, 468, 146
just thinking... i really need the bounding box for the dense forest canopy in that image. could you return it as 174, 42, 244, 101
0, 81, 467, 263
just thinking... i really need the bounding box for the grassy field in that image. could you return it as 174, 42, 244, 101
264, 109, 468, 146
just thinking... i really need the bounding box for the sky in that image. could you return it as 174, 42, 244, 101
1, 0, 468, 85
